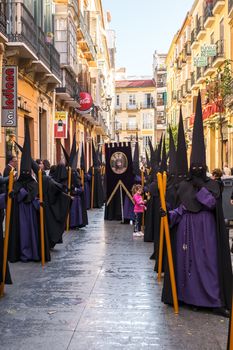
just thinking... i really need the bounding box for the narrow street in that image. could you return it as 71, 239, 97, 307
0, 209, 229, 350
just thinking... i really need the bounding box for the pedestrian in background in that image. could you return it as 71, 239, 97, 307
132, 184, 146, 237
212, 168, 224, 194
223, 163, 231, 176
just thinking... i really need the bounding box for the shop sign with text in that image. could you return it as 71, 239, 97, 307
54, 111, 68, 138
2, 66, 18, 127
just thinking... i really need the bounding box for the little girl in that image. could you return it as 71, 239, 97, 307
132, 184, 146, 237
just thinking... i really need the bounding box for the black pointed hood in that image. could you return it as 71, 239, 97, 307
20, 119, 32, 174
157, 134, 163, 165
145, 149, 150, 168
60, 143, 69, 165
133, 140, 140, 176
190, 91, 206, 167
92, 139, 98, 167
168, 125, 177, 175
160, 135, 167, 173
15, 140, 40, 176
177, 108, 188, 176
80, 142, 86, 171
72, 149, 79, 170
69, 133, 77, 168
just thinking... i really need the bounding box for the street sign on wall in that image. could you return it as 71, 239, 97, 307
2, 66, 18, 127
54, 111, 68, 139
201, 44, 217, 57
194, 56, 208, 67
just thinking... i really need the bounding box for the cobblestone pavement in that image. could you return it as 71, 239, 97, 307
0, 208, 229, 350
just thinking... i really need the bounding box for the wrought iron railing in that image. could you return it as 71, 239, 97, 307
186, 79, 191, 93
185, 41, 191, 56
229, 0, 233, 13
191, 71, 196, 86
197, 16, 204, 35
204, 4, 214, 22
0, 3, 6, 36
6, 2, 61, 79
191, 29, 197, 45
126, 123, 138, 131
79, 11, 97, 61
140, 102, 154, 109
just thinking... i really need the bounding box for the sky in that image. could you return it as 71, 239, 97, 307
102, 0, 194, 77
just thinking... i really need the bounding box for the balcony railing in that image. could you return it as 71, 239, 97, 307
229, 0, 233, 13
78, 11, 97, 61
157, 82, 166, 88
0, 3, 6, 37
214, 39, 224, 60
204, 4, 214, 23
172, 91, 177, 100
186, 79, 191, 93
6, 2, 60, 78
181, 84, 186, 98
115, 104, 122, 110
177, 90, 182, 102
197, 67, 204, 80
184, 41, 191, 56
205, 56, 214, 72
56, 69, 79, 99
126, 123, 138, 131
197, 16, 204, 35
142, 123, 153, 129
157, 98, 164, 106
126, 103, 139, 110
140, 102, 154, 109
191, 29, 197, 45
191, 71, 197, 86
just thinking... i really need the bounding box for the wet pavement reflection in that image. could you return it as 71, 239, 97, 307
0, 208, 229, 349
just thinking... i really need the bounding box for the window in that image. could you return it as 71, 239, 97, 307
128, 116, 137, 130
143, 113, 153, 129
143, 136, 152, 149
220, 19, 224, 40
116, 95, 120, 106
129, 94, 136, 105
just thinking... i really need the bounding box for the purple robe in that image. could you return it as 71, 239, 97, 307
169, 187, 222, 308
18, 188, 40, 262
70, 194, 83, 229
123, 196, 134, 220
84, 174, 91, 210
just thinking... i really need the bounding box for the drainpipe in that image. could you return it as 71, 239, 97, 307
0, 43, 4, 144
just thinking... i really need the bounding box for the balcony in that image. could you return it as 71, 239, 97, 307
191, 71, 199, 90
78, 11, 97, 63
229, 0, 233, 17
142, 123, 153, 129
213, 0, 225, 15
115, 104, 122, 111
196, 67, 205, 84
56, 69, 80, 107
175, 58, 182, 70
185, 79, 192, 94
184, 41, 191, 56
177, 90, 182, 102
0, 4, 7, 41
157, 98, 164, 106
213, 39, 225, 68
204, 56, 215, 76
191, 29, 198, 50
126, 123, 138, 131
181, 84, 186, 98
140, 102, 154, 109
6, 2, 60, 82
172, 91, 177, 100
157, 82, 166, 88
204, 5, 215, 28
197, 16, 205, 40
126, 103, 140, 110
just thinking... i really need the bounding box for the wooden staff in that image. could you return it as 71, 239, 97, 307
91, 167, 95, 209
0, 170, 14, 297
157, 172, 167, 282
66, 166, 72, 231
141, 170, 145, 228
81, 169, 84, 189
157, 172, 179, 314
38, 169, 45, 267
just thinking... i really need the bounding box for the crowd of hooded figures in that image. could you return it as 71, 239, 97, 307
0, 120, 105, 292
0, 92, 232, 347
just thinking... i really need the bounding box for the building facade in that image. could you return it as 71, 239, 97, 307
115, 77, 156, 160
0, 0, 115, 172
166, 0, 233, 170
153, 51, 167, 144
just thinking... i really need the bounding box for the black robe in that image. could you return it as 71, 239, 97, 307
0, 176, 12, 285
42, 175, 71, 248
104, 187, 124, 221
8, 176, 50, 262
89, 167, 104, 209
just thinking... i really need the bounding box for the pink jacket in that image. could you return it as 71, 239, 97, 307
133, 193, 146, 213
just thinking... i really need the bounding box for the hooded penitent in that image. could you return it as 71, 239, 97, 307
160, 135, 167, 173
176, 107, 188, 179
162, 93, 232, 311
89, 140, 104, 208
168, 126, 176, 176
133, 138, 140, 177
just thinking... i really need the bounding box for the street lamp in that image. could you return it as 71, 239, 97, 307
102, 95, 112, 112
